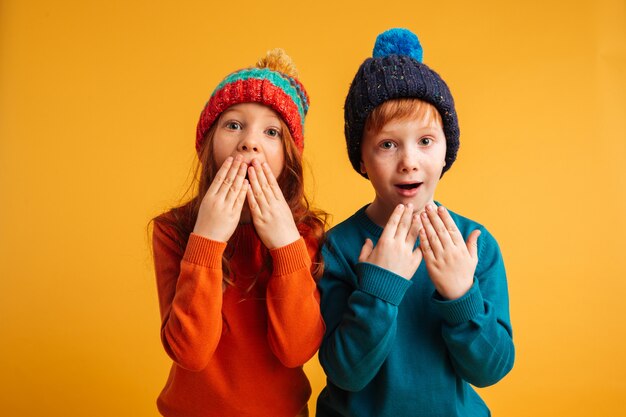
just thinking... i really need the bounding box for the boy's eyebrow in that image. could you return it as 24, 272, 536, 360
377, 123, 441, 135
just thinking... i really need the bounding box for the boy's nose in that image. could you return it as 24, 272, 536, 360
399, 151, 419, 172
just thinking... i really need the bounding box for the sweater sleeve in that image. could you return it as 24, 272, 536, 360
317, 239, 413, 392
431, 228, 515, 387
265, 237, 325, 368
152, 220, 226, 372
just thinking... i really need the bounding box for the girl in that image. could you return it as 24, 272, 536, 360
152, 49, 326, 417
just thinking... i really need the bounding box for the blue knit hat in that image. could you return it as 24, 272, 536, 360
344, 28, 460, 177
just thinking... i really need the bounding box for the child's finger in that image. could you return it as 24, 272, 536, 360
380, 204, 405, 240
247, 164, 269, 209
394, 203, 414, 240
406, 212, 421, 246
411, 243, 424, 267
421, 211, 444, 257
358, 238, 374, 263
208, 156, 234, 195
216, 156, 244, 196
225, 161, 248, 206
233, 180, 249, 212
426, 204, 454, 249
246, 182, 262, 215
261, 161, 284, 201
438, 206, 465, 247
466, 229, 481, 260
252, 160, 275, 202
418, 227, 434, 259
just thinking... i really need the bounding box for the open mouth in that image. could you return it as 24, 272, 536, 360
395, 182, 422, 190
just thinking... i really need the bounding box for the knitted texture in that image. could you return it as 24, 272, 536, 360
196, 49, 309, 154
316, 204, 515, 416
153, 217, 324, 417
344, 28, 460, 177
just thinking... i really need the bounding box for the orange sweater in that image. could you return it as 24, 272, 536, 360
152, 214, 325, 417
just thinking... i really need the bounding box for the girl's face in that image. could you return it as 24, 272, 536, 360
212, 103, 286, 178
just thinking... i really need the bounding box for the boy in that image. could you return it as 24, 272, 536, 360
316, 28, 515, 417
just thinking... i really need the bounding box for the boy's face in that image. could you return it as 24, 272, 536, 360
360, 116, 447, 224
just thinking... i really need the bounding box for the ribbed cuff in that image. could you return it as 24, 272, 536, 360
270, 237, 311, 276
356, 262, 412, 306
431, 279, 484, 325
183, 233, 227, 268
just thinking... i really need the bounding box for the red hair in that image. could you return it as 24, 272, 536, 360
365, 98, 443, 135
154, 117, 327, 288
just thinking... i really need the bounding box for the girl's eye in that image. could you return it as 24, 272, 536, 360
265, 128, 281, 138
226, 121, 241, 130
380, 141, 396, 150
419, 137, 432, 146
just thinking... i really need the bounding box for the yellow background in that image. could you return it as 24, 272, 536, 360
1, 0, 625, 415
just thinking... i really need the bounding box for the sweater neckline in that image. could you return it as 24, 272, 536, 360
228, 222, 262, 256
354, 205, 384, 236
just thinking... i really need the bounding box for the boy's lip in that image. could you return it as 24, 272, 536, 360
394, 182, 422, 197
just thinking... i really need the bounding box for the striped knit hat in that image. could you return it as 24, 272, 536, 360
196, 49, 310, 155
344, 28, 460, 177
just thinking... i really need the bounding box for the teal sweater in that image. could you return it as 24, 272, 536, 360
316, 204, 514, 417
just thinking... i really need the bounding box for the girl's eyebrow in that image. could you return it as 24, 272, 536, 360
220, 109, 242, 118
258, 112, 282, 124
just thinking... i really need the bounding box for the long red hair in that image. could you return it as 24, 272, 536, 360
153, 116, 327, 287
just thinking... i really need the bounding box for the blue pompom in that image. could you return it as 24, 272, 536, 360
373, 28, 423, 62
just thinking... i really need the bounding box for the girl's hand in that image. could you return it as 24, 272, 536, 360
358, 204, 422, 280
193, 156, 249, 242
246, 159, 300, 250
419, 204, 481, 300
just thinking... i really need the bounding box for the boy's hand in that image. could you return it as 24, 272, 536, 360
419, 204, 481, 300
359, 204, 422, 280
193, 156, 249, 242
246, 159, 300, 250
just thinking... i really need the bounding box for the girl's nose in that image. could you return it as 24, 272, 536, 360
238, 132, 260, 153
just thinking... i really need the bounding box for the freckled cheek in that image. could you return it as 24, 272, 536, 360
267, 146, 286, 177
212, 142, 237, 167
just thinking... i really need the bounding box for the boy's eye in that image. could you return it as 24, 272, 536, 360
265, 128, 281, 138
226, 121, 242, 130
419, 137, 432, 146
380, 141, 396, 149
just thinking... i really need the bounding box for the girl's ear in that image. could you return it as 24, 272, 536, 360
360, 160, 367, 174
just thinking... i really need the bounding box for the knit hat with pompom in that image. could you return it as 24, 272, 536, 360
344, 28, 460, 176
196, 49, 310, 154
